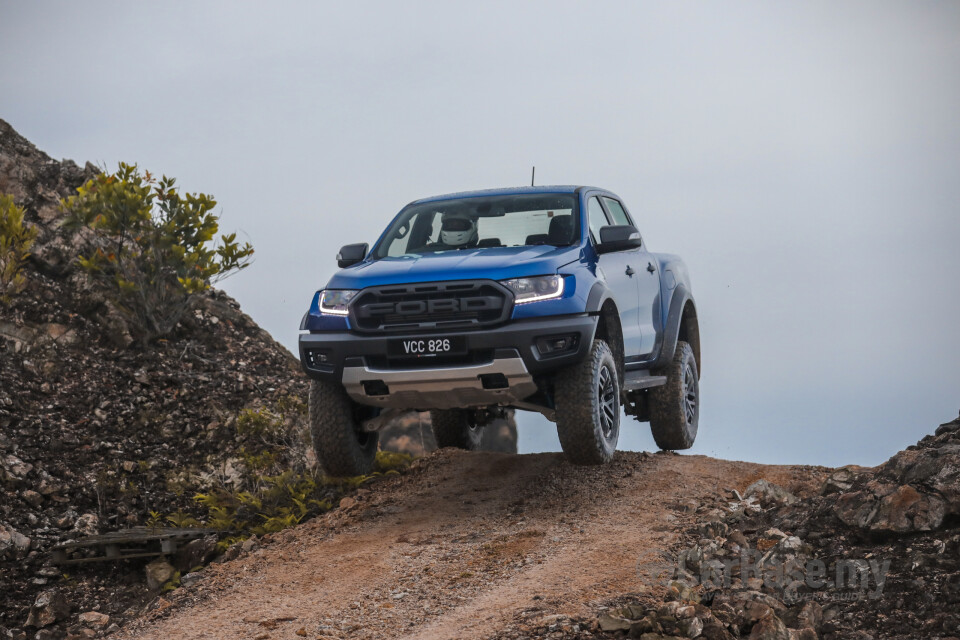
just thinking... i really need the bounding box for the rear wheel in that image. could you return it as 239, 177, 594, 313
430, 409, 485, 450
309, 379, 379, 476
648, 340, 699, 450
554, 339, 620, 465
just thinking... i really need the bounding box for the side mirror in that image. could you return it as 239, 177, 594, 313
596, 225, 642, 254
337, 243, 368, 268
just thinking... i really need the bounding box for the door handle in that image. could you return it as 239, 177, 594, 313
646, 262, 656, 273
625, 266, 635, 277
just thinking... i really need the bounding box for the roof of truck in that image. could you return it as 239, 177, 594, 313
410, 185, 599, 205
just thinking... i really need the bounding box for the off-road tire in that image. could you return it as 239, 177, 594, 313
554, 339, 620, 465
308, 379, 379, 476
430, 409, 485, 450
648, 340, 699, 450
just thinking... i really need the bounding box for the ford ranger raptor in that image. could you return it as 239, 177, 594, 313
299, 186, 700, 475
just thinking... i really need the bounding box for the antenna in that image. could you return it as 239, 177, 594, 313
531, 166, 535, 187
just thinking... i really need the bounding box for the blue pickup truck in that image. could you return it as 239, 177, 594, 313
299, 186, 700, 475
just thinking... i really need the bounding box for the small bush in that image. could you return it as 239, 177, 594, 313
184, 401, 416, 543
194, 470, 333, 536
62, 163, 253, 342
373, 451, 413, 473
191, 454, 413, 539
0, 193, 38, 304
236, 396, 310, 481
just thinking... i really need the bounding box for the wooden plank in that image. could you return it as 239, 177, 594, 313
50, 527, 215, 565
55, 551, 165, 565
52, 527, 208, 550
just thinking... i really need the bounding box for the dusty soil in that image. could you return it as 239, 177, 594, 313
119, 449, 827, 640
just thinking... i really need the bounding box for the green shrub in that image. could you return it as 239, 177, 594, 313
236, 396, 310, 481
194, 470, 333, 536
161, 571, 181, 593
191, 454, 412, 539
0, 193, 38, 304
62, 163, 253, 342
184, 402, 415, 543
373, 450, 413, 473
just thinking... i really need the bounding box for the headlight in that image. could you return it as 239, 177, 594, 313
501, 275, 564, 304
318, 289, 358, 315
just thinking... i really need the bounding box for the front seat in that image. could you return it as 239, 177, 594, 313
547, 215, 574, 245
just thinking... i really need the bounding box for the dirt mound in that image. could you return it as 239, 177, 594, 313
114, 449, 825, 640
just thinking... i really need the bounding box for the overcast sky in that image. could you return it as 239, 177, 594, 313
2, 1, 958, 467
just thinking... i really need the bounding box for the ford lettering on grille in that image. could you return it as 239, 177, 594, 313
362, 297, 501, 317
349, 280, 512, 332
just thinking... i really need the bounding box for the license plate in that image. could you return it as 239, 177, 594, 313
387, 336, 466, 358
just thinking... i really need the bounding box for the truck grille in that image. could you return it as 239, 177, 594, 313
350, 280, 512, 333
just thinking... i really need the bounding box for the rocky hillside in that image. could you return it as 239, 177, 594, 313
0, 118, 312, 633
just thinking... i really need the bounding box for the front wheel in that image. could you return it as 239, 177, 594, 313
430, 409, 486, 450
309, 379, 379, 476
553, 339, 620, 465
648, 340, 699, 450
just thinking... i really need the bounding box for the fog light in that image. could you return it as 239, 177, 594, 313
306, 349, 331, 368
536, 333, 579, 356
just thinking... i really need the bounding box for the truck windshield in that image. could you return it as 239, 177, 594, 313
373, 193, 579, 259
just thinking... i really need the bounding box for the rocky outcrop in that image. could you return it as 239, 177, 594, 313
0, 119, 97, 276
578, 413, 960, 640
827, 414, 960, 533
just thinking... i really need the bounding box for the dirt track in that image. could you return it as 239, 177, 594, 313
121, 450, 824, 640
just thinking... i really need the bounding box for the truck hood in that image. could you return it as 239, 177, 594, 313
325, 245, 581, 290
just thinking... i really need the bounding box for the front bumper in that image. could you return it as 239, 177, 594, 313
299, 314, 597, 409
341, 352, 537, 410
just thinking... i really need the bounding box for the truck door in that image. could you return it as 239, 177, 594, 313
601, 196, 660, 359
586, 196, 644, 358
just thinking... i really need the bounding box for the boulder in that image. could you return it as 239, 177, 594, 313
747, 613, 790, 640
0, 523, 31, 559
180, 572, 204, 588
598, 611, 632, 631
174, 534, 218, 572
25, 589, 70, 628
871, 484, 945, 532
821, 467, 858, 495
830, 413, 960, 533
21, 489, 43, 507
241, 535, 259, 553
72, 513, 99, 536
145, 559, 177, 591
1, 454, 33, 486
782, 601, 822, 632
700, 618, 735, 639
77, 611, 110, 628
744, 480, 799, 508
